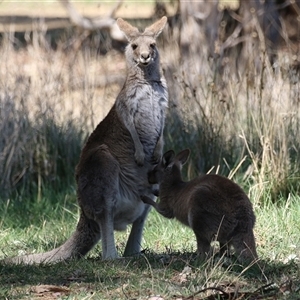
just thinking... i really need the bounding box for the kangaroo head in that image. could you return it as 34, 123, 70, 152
117, 17, 167, 67
148, 149, 190, 184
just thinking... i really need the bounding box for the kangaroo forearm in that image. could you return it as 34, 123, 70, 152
141, 195, 158, 208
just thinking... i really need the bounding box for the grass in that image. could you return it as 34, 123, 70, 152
0, 193, 300, 299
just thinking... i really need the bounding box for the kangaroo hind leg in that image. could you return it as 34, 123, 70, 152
123, 204, 152, 257
219, 241, 231, 258
231, 230, 258, 263
98, 206, 119, 260
78, 144, 121, 260
194, 232, 212, 262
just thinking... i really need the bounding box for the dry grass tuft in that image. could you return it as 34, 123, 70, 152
1, 19, 300, 204
0, 32, 124, 198
163, 22, 300, 204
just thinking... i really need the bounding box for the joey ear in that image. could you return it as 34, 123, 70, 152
176, 149, 190, 165
162, 150, 175, 167
117, 18, 139, 41
144, 16, 167, 38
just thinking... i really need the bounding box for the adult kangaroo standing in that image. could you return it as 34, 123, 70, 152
4, 17, 168, 264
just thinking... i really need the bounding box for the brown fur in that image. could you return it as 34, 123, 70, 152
144, 149, 258, 263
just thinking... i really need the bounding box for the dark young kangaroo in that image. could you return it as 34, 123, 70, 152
4, 17, 168, 264
143, 149, 258, 263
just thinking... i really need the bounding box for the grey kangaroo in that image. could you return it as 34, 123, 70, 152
4, 17, 168, 264
142, 149, 258, 263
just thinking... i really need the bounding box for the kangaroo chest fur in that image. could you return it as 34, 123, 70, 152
117, 78, 168, 160
113, 79, 168, 229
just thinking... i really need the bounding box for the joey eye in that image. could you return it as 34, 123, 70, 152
150, 43, 156, 49
131, 44, 138, 50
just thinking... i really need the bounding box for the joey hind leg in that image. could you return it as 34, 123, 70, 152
231, 230, 258, 263
219, 241, 231, 257
195, 232, 212, 261
123, 204, 152, 257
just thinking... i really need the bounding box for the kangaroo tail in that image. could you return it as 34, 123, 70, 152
2, 212, 100, 265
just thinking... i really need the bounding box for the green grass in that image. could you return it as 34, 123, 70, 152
0, 190, 300, 299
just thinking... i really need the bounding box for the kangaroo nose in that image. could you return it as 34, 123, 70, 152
141, 52, 150, 60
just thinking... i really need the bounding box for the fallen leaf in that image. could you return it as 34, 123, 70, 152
33, 285, 70, 294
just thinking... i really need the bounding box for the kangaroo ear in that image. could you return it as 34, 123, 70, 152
176, 149, 190, 165
144, 16, 167, 38
162, 150, 175, 167
117, 18, 139, 41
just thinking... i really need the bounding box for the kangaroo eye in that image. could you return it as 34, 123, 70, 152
131, 44, 138, 50
150, 43, 156, 49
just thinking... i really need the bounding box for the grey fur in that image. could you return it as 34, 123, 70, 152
3, 17, 168, 264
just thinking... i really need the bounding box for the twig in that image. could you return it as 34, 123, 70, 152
184, 286, 228, 299
57, 0, 125, 41
109, 0, 124, 18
